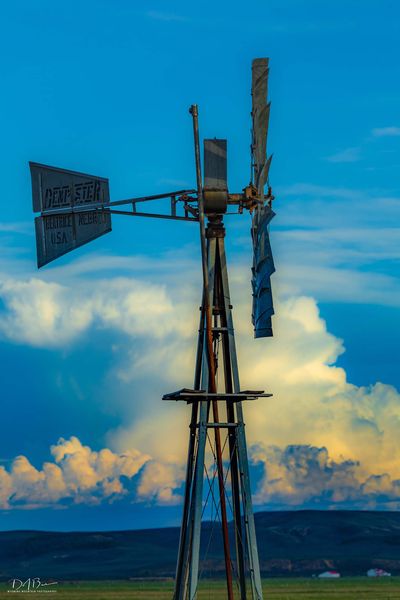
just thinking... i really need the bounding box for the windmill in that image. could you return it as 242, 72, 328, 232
30, 58, 275, 600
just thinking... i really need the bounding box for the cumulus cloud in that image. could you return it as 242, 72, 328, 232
137, 461, 185, 505
0, 279, 93, 346
3, 435, 400, 510
108, 289, 400, 510
0, 436, 185, 509
235, 296, 400, 485
0, 275, 194, 348
251, 444, 360, 506
250, 444, 400, 509
0, 235, 399, 509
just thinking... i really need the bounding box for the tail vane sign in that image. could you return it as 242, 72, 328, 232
34, 210, 112, 268
30, 163, 112, 268
30, 162, 110, 213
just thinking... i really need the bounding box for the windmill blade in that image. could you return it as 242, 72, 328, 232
251, 205, 275, 337
251, 58, 275, 338
251, 58, 271, 199
257, 154, 272, 196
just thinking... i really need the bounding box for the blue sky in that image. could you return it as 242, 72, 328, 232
0, 1, 399, 531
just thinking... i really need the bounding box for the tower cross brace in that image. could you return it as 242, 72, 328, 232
165, 215, 266, 600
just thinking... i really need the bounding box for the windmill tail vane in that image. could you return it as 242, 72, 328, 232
30, 58, 276, 599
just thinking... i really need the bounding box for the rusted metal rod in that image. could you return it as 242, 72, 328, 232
190, 104, 234, 600
40, 190, 197, 217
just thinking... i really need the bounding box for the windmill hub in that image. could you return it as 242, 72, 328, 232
205, 214, 225, 239
203, 189, 228, 214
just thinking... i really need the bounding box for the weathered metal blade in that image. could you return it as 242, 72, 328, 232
257, 154, 272, 196
35, 210, 111, 268
30, 162, 110, 213
204, 139, 227, 190
203, 139, 228, 214
251, 205, 275, 338
251, 58, 271, 199
30, 162, 112, 267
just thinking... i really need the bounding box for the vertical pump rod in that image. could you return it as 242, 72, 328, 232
189, 105, 234, 600
189, 105, 210, 325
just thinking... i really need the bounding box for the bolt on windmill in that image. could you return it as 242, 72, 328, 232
30, 58, 275, 600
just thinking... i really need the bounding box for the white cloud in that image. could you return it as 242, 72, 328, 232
0, 188, 399, 509
277, 183, 363, 200
251, 445, 360, 506
0, 278, 93, 347
137, 461, 185, 505
0, 275, 194, 348
372, 126, 400, 137
323, 126, 400, 169
146, 11, 188, 23
0, 281, 399, 509
326, 146, 361, 163
0, 222, 31, 234
233, 296, 400, 481
0, 468, 13, 507
274, 184, 400, 230
0, 436, 184, 509
250, 444, 400, 509
262, 182, 400, 306
108, 287, 400, 510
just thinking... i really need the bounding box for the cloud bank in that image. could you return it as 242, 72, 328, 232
0, 261, 399, 510
2, 436, 400, 511
0, 436, 184, 510
372, 126, 400, 137
251, 444, 400, 510
0, 179, 399, 511
0, 275, 191, 348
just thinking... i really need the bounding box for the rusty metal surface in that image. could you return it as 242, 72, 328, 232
203, 189, 228, 214
171, 225, 265, 599
108, 209, 197, 222
162, 389, 271, 401
187, 106, 234, 600
111, 189, 196, 206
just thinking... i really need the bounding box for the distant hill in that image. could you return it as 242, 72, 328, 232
1, 510, 400, 580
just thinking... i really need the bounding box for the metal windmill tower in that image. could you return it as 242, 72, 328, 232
30, 58, 275, 600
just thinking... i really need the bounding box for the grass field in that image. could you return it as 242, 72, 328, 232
1, 578, 400, 599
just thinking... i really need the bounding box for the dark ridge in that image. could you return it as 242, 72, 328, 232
1, 510, 400, 580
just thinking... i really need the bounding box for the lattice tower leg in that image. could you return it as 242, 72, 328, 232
173, 217, 264, 600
